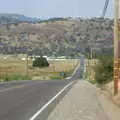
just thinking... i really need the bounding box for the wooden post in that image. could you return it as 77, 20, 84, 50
114, 0, 119, 95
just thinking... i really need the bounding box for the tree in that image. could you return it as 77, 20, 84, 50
94, 55, 113, 84
33, 56, 49, 68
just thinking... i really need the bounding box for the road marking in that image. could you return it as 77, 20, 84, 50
65, 61, 80, 80
0, 85, 25, 93
29, 80, 75, 120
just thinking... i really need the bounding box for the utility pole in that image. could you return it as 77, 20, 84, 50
90, 48, 93, 59
26, 32, 30, 76
26, 53, 29, 76
114, 0, 119, 95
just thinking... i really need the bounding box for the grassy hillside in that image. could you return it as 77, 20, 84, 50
0, 18, 114, 57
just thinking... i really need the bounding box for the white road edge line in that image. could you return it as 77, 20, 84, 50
29, 80, 75, 120
66, 60, 80, 80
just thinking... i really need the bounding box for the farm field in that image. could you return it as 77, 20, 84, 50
0, 59, 78, 81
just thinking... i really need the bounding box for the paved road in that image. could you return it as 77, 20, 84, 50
0, 58, 84, 120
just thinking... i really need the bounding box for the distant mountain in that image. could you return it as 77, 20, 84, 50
0, 13, 42, 23
40, 17, 67, 23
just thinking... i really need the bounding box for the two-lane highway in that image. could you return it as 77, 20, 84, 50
0, 58, 84, 120
0, 80, 73, 120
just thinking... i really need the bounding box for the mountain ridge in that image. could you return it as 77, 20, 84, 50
0, 13, 42, 23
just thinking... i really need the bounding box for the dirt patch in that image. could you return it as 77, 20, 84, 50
113, 82, 120, 107
105, 81, 120, 107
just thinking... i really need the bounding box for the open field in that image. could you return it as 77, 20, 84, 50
0, 59, 78, 81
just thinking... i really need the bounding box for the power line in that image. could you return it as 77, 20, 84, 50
99, 0, 110, 56
93, 0, 110, 61
101, 0, 110, 18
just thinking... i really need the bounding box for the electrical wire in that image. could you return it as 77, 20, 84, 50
94, 0, 110, 60
101, 0, 110, 18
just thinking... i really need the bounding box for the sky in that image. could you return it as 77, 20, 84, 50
0, 0, 113, 18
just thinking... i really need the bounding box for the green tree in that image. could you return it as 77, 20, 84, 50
33, 56, 49, 68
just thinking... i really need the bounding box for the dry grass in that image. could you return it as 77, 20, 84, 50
0, 59, 78, 80
84, 59, 97, 83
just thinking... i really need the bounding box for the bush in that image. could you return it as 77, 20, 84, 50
94, 55, 113, 84
0, 75, 31, 82
33, 56, 49, 68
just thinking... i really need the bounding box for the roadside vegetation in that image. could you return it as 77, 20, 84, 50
94, 55, 113, 84
84, 59, 96, 84
0, 74, 31, 82
85, 56, 120, 85
0, 58, 78, 82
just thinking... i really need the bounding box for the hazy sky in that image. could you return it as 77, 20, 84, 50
0, 0, 113, 18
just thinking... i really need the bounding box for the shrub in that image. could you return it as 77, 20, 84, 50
94, 55, 113, 84
0, 75, 31, 82
33, 56, 49, 68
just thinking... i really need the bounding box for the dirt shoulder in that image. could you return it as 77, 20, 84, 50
97, 90, 120, 120
47, 80, 111, 120
104, 81, 120, 107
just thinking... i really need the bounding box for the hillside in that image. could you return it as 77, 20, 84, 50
0, 13, 41, 24
0, 18, 115, 57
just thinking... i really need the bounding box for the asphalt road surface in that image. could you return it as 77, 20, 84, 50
0, 58, 84, 120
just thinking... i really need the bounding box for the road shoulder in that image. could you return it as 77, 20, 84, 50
97, 90, 120, 120
47, 80, 110, 120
